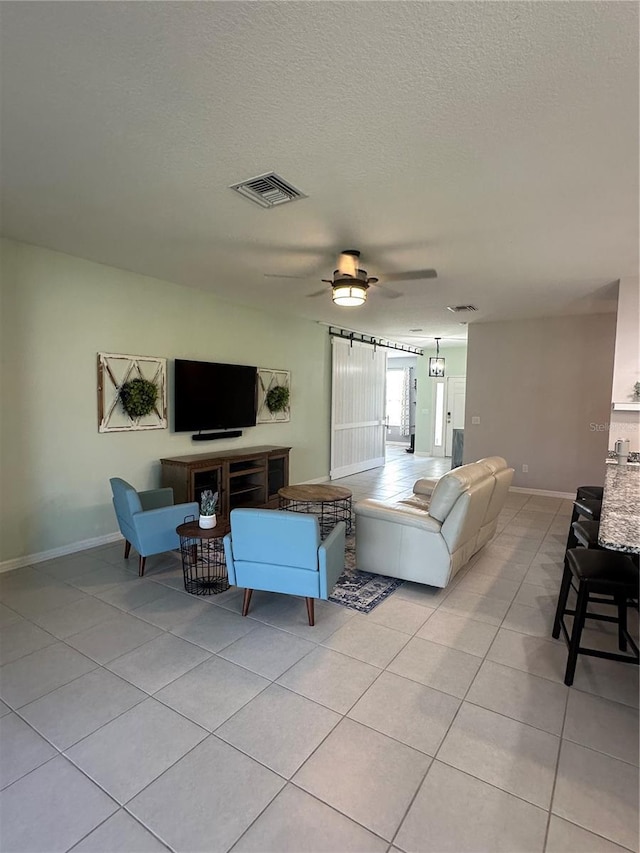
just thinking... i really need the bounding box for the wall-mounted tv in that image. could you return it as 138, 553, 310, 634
174, 359, 257, 433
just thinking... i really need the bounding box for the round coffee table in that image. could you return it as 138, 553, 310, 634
176, 518, 231, 595
278, 483, 353, 536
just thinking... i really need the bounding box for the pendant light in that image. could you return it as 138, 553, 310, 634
429, 338, 446, 377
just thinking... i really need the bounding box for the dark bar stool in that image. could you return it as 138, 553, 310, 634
570, 520, 640, 606
571, 520, 601, 549
566, 498, 602, 549
552, 548, 639, 685
575, 486, 604, 501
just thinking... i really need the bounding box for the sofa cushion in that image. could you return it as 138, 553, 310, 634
476, 456, 508, 474
441, 477, 494, 554
481, 466, 514, 528
428, 462, 491, 522
399, 494, 432, 511
230, 509, 320, 571
355, 499, 442, 533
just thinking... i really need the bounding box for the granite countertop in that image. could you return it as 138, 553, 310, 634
598, 460, 640, 553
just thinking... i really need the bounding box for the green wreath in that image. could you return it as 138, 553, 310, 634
120, 377, 158, 419
266, 384, 290, 413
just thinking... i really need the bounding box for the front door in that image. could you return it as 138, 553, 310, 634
445, 377, 466, 457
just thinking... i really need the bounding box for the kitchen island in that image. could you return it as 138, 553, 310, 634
598, 460, 640, 553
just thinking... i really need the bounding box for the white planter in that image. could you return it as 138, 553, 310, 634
199, 513, 216, 529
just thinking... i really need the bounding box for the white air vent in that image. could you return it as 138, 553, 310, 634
229, 172, 307, 208
446, 305, 478, 313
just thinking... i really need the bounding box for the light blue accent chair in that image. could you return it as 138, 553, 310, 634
109, 478, 199, 576
223, 508, 346, 626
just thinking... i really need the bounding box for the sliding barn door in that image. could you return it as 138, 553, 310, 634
330, 337, 387, 479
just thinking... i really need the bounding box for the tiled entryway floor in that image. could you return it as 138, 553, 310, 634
1, 450, 638, 852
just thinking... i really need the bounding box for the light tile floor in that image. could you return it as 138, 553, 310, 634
0, 446, 638, 852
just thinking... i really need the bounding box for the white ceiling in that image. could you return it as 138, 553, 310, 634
1, 1, 637, 348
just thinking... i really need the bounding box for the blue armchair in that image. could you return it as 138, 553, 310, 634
223, 508, 346, 626
109, 478, 199, 576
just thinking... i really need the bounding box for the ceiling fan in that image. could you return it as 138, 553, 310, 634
265, 249, 437, 307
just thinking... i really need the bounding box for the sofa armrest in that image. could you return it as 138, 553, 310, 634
319, 521, 346, 598
138, 487, 174, 510
355, 499, 442, 533
413, 477, 440, 496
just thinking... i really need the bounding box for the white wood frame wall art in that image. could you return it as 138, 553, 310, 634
97, 352, 167, 432
257, 368, 291, 423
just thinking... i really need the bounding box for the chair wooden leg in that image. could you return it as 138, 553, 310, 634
564, 582, 589, 686
124, 540, 131, 559
617, 594, 628, 652
552, 561, 573, 639
138, 556, 146, 577
305, 597, 315, 627
242, 589, 253, 617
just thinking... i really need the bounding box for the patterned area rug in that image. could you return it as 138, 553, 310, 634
328, 535, 404, 614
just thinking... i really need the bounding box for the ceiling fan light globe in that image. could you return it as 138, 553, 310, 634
332, 283, 368, 307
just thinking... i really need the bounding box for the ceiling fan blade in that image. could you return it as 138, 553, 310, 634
372, 282, 403, 299
263, 273, 311, 280
378, 268, 438, 282
306, 289, 328, 298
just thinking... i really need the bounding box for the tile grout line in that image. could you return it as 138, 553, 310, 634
1, 469, 636, 851
542, 687, 571, 853
66, 805, 173, 853
388, 496, 571, 847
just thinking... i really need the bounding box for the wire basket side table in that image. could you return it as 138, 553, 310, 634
177, 517, 231, 595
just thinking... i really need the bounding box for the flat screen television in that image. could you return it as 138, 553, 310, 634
174, 359, 257, 433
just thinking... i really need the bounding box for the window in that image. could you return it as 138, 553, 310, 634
386, 369, 404, 426
434, 381, 445, 447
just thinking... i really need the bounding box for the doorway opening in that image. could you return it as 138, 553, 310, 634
432, 376, 466, 460
385, 356, 417, 452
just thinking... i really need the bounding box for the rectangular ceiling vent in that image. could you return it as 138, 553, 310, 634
447, 305, 478, 313
229, 172, 307, 209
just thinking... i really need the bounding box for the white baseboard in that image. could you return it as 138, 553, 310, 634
302, 475, 331, 485
1, 483, 573, 575
509, 486, 574, 500
0, 532, 123, 575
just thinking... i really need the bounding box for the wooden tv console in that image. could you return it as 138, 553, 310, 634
160, 445, 290, 517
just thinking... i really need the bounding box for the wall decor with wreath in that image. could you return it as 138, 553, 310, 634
257, 368, 291, 423
97, 352, 167, 432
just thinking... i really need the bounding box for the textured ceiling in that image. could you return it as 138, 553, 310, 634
1, 1, 637, 347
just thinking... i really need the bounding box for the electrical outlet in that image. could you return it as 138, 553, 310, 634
522, 464, 529, 473
471, 416, 480, 425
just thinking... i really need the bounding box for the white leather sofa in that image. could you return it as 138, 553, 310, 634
354, 457, 514, 588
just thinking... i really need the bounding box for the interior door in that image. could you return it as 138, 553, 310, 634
445, 377, 466, 457
330, 337, 387, 478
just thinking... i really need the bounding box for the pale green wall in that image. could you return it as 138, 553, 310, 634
414, 345, 468, 455
0, 239, 331, 563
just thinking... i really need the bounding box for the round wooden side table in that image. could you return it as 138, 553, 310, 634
278, 483, 353, 536
176, 518, 231, 595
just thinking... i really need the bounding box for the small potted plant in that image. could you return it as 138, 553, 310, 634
199, 489, 218, 529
